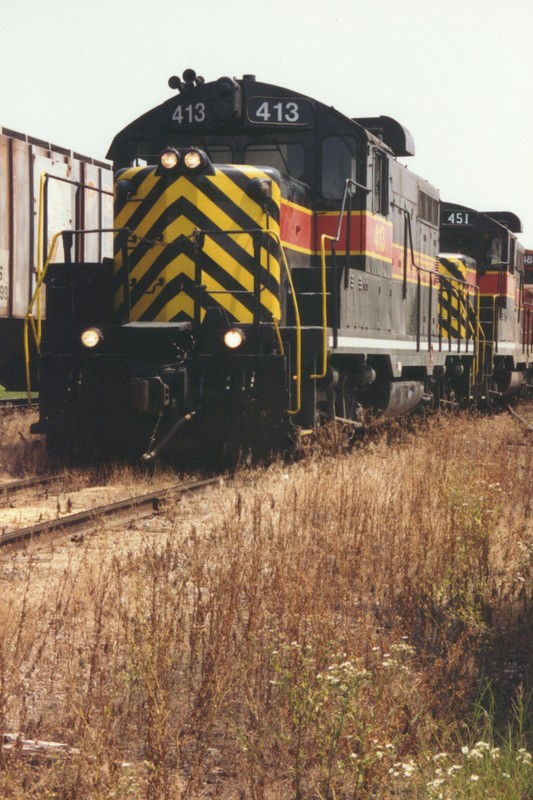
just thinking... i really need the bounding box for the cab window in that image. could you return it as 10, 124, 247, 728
244, 143, 304, 178
321, 136, 357, 200
373, 150, 388, 216
488, 234, 502, 266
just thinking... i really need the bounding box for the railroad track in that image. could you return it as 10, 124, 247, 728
0, 475, 225, 548
506, 402, 533, 433
0, 398, 37, 412
0, 473, 64, 498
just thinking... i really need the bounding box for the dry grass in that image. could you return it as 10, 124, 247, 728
0, 409, 532, 798
0, 409, 46, 478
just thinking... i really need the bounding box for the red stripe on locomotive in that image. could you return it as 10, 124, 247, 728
477, 270, 515, 298
316, 212, 393, 259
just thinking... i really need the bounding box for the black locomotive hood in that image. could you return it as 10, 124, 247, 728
107, 70, 371, 167
106, 71, 315, 167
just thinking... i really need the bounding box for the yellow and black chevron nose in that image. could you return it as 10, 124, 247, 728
439, 255, 477, 342
112, 164, 282, 324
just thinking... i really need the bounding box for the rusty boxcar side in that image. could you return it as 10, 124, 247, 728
0, 128, 113, 389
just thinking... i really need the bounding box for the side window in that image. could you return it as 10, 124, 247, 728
373, 150, 388, 216
133, 140, 159, 166
321, 136, 357, 200
486, 234, 502, 267
509, 236, 515, 275
134, 154, 160, 167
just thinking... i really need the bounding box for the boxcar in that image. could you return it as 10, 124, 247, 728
0, 127, 113, 389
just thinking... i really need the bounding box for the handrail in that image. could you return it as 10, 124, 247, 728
24, 227, 123, 402
460, 280, 485, 388
24, 230, 63, 402
397, 204, 441, 349
474, 285, 486, 384
25, 224, 302, 416
310, 232, 333, 380
491, 294, 501, 372
333, 178, 361, 242
437, 271, 485, 388
37, 174, 47, 339
265, 228, 302, 416
272, 316, 285, 356
37, 173, 114, 339
309, 178, 360, 380
520, 299, 533, 356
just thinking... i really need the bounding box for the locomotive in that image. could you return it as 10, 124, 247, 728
29, 69, 531, 462
440, 204, 529, 397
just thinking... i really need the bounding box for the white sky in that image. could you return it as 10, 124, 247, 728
2, 0, 532, 241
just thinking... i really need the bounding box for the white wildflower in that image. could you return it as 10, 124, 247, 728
427, 778, 445, 788
447, 764, 462, 775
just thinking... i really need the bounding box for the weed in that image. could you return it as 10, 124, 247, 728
0, 409, 531, 797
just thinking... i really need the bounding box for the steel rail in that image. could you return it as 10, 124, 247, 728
506, 403, 533, 433
0, 476, 224, 548
0, 474, 63, 500
0, 398, 38, 411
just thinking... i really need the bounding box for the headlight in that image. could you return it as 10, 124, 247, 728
80, 327, 103, 348
257, 179, 272, 198
248, 177, 273, 202
183, 149, 204, 170
223, 328, 246, 349
160, 148, 180, 170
